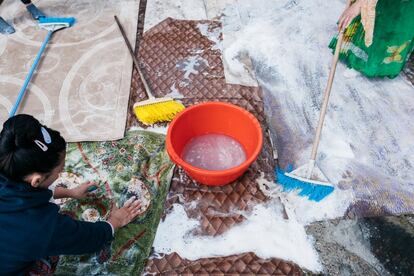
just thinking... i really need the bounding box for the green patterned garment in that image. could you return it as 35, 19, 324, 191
54, 130, 174, 275
330, 0, 414, 78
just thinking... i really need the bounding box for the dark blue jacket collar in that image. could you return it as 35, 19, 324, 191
0, 173, 52, 213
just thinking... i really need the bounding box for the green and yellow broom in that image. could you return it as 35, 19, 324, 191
114, 15, 185, 125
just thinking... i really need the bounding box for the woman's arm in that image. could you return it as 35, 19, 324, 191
53, 181, 97, 199
45, 197, 141, 256
338, 0, 378, 47
46, 215, 114, 256
338, 0, 363, 31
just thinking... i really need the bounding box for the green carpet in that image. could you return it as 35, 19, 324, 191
55, 130, 174, 275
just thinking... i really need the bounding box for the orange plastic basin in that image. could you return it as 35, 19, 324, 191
166, 102, 263, 186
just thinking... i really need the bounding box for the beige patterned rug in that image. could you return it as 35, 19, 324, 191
0, 0, 139, 142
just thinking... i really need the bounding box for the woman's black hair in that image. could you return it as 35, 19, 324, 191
0, 114, 66, 181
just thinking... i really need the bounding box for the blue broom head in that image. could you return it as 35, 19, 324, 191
275, 167, 334, 202
39, 17, 76, 31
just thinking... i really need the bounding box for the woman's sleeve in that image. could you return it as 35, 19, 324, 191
360, 0, 378, 47
44, 214, 114, 256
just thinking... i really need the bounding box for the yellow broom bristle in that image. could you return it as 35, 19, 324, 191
134, 100, 185, 125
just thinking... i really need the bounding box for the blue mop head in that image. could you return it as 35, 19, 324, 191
275, 167, 334, 202
38, 17, 76, 31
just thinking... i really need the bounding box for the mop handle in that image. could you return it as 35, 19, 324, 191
9, 30, 53, 117
310, 0, 352, 161
114, 15, 155, 100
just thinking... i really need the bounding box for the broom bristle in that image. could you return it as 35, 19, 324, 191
134, 100, 185, 125
276, 168, 334, 202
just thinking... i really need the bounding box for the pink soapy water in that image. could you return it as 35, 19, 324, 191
182, 134, 247, 171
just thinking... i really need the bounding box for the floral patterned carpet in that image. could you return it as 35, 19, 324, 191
53, 130, 174, 275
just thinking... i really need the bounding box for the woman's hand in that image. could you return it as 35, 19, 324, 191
107, 197, 141, 230
69, 181, 98, 199
53, 181, 97, 200
338, 0, 362, 31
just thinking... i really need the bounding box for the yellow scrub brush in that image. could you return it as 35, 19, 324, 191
114, 15, 185, 125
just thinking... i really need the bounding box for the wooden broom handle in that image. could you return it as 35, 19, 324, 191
310, 0, 352, 160
114, 15, 155, 99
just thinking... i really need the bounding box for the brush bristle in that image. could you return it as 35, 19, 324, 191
39, 17, 76, 28
134, 100, 185, 125
276, 168, 334, 202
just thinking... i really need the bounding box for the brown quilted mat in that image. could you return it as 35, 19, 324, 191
145, 252, 302, 275
127, 18, 302, 275
127, 18, 262, 129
